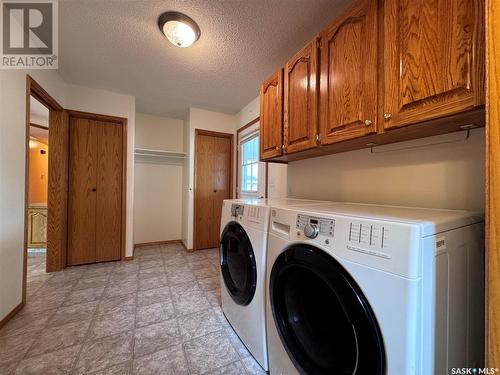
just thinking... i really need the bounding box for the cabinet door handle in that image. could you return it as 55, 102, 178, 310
364, 120, 373, 126
275, 146, 280, 151
213, 190, 217, 193
91, 188, 97, 192
383, 113, 392, 121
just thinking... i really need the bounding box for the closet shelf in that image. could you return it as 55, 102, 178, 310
134, 148, 187, 159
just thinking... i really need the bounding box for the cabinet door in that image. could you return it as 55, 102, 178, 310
319, 0, 378, 144
383, 0, 484, 129
260, 69, 283, 160
28, 208, 48, 247
284, 40, 319, 154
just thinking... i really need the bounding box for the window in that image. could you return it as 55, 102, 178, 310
237, 121, 267, 199
241, 134, 259, 193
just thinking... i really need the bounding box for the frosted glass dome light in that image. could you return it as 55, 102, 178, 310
159, 12, 200, 48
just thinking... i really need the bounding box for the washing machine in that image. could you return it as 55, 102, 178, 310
265, 202, 484, 375
219, 198, 329, 371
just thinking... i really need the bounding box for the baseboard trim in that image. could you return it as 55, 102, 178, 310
124, 255, 134, 261
134, 239, 183, 249
180, 240, 193, 252
0, 302, 24, 329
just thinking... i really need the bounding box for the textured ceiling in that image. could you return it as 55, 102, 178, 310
59, 0, 352, 118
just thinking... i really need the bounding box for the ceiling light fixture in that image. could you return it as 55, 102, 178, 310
158, 11, 200, 48
29, 138, 38, 149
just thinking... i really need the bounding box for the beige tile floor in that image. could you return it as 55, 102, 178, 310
0, 244, 266, 374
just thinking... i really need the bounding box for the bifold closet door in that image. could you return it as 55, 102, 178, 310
68, 117, 97, 265
68, 117, 123, 266
95, 122, 123, 262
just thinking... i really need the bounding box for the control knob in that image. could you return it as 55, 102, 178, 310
304, 223, 319, 239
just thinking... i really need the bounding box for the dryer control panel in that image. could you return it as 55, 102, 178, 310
270, 207, 422, 279
296, 214, 335, 238
347, 222, 389, 249
230, 204, 244, 217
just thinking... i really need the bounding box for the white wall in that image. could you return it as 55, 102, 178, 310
0, 70, 66, 321
182, 108, 238, 250
267, 163, 288, 198
134, 113, 184, 244
236, 96, 288, 199
135, 113, 183, 151
288, 129, 485, 211
236, 96, 260, 127
65, 84, 136, 257
182, 111, 191, 247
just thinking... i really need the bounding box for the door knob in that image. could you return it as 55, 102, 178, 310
91, 188, 97, 192
383, 113, 392, 121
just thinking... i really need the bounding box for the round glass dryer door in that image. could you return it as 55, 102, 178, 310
220, 222, 257, 306
270, 244, 386, 375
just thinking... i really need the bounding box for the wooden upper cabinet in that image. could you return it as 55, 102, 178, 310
383, 0, 485, 130
284, 40, 319, 154
258, 0, 485, 162
319, 0, 378, 144
259, 69, 283, 160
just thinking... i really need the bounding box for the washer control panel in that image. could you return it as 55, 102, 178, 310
296, 215, 335, 238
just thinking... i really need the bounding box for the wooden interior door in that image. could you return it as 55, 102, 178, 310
383, 0, 484, 130
195, 131, 232, 250
260, 69, 283, 160
68, 116, 123, 265
284, 40, 319, 154
319, 0, 378, 144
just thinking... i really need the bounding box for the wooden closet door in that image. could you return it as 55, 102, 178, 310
95, 122, 123, 262
68, 116, 123, 265
195, 132, 232, 250
212, 135, 232, 235
68, 118, 98, 265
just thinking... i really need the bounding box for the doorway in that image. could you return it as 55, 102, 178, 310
194, 129, 233, 250
26, 96, 50, 294
24, 76, 65, 304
